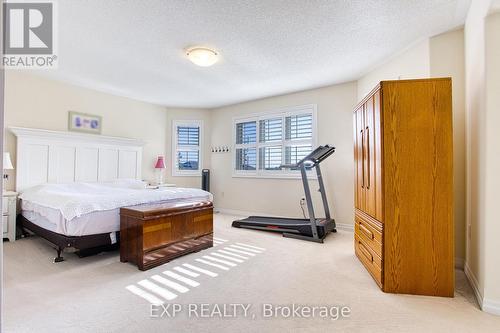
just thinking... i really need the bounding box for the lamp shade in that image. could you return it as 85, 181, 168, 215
3, 153, 14, 170
154, 156, 166, 169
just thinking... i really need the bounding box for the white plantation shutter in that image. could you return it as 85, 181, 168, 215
233, 105, 316, 177
258, 117, 283, 170
283, 113, 313, 169
235, 148, 257, 170
177, 126, 200, 146
173, 121, 202, 175
259, 118, 282, 142
177, 150, 199, 170
285, 144, 312, 166
259, 146, 282, 170
236, 121, 257, 144
235, 121, 257, 171
285, 114, 313, 140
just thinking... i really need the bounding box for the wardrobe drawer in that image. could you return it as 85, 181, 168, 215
355, 234, 382, 287
355, 214, 382, 257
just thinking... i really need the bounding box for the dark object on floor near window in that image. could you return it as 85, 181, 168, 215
202, 169, 210, 192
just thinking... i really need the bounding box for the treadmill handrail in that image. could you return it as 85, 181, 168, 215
302, 145, 335, 164
280, 163, 297, 169
281, 145, 335, 168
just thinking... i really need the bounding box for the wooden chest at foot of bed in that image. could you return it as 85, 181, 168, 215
120, 200, 213, 270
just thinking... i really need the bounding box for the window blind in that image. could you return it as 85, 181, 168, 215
236, 121, 257, 144
235, 148, 256, 170
259, 146, 282, 170
285, 114, 312, 140
233, 106, 316, 177
173, 121, 202, 175
177, 151, 199, 170
177, 126, 200, 146
285, 145, 312, 166
259, 118, 282, 143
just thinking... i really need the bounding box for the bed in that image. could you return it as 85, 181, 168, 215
19, 181, 212, 261
10, 127, 212, 262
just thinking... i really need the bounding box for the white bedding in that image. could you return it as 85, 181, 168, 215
20, 181, 213, 236
22, 208, 121, 237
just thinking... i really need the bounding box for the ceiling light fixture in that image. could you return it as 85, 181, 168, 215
186, 47, 219, 67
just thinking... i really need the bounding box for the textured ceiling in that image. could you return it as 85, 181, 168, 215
36, 0, 471, 108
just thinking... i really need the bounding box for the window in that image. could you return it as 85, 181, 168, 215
172, 120, 202, 176
233, 105, 317, 178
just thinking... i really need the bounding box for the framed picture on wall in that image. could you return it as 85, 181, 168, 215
68, 111, 102, 134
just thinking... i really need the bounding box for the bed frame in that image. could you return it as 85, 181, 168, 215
19, 215, 118, 262
10, 127, 145, 262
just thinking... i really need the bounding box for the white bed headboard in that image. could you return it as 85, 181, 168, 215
10, 127, 145, 192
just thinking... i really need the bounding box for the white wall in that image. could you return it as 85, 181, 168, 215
464, 0, 489, 310
4, 71, 167, 190
464, 0, 488, 302
484, 11, 500, 310
463, 0, 500, 315
429, 28, 467, 265
210, 82, 357, 227
357, 39, 430, 99
164, 107, 211, 188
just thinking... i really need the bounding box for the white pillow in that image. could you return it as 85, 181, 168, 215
101, 179, 147, 189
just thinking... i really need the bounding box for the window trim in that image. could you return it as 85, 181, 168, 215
232, 104, 317, 179
172, 119, 203, 177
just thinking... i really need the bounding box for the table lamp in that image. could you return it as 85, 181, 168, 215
3, 152, 14, 191
154, 155, 166, 185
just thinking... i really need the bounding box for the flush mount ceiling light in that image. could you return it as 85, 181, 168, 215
186, 47, 219, 67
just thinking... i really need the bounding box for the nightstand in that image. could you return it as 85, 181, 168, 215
3, 191, 18, 242
146, 183, 176, 189
157, 183, 176, 187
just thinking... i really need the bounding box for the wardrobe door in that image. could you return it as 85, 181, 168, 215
364, 95, 382, 220
354, 105, 365, 211
363, 96, 376, 217
373, 90, 383, 221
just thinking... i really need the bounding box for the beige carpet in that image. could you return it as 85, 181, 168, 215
3, 213, 500, 333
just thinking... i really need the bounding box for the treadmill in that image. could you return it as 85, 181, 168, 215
232, 145, 336, 243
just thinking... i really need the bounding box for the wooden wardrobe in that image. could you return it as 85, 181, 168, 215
353, 78, 454, 297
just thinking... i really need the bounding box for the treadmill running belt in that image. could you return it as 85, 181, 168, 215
232, 216, 330, 238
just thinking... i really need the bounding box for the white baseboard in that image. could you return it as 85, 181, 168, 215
463, 262, 500, 315
335, 223, 354, 232
464, 262, 483, 309
215, 208, 279, 218
483, 298, 500, 316
455, 257, 464, 270
215, 207, 354, 232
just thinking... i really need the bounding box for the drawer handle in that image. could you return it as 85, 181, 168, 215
358, 241, 373, 263
359, 223, 374, 240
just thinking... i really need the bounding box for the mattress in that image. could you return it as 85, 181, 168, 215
20, 180, 212, 237
22, 195, 211, 237
22, 208, 121, 237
